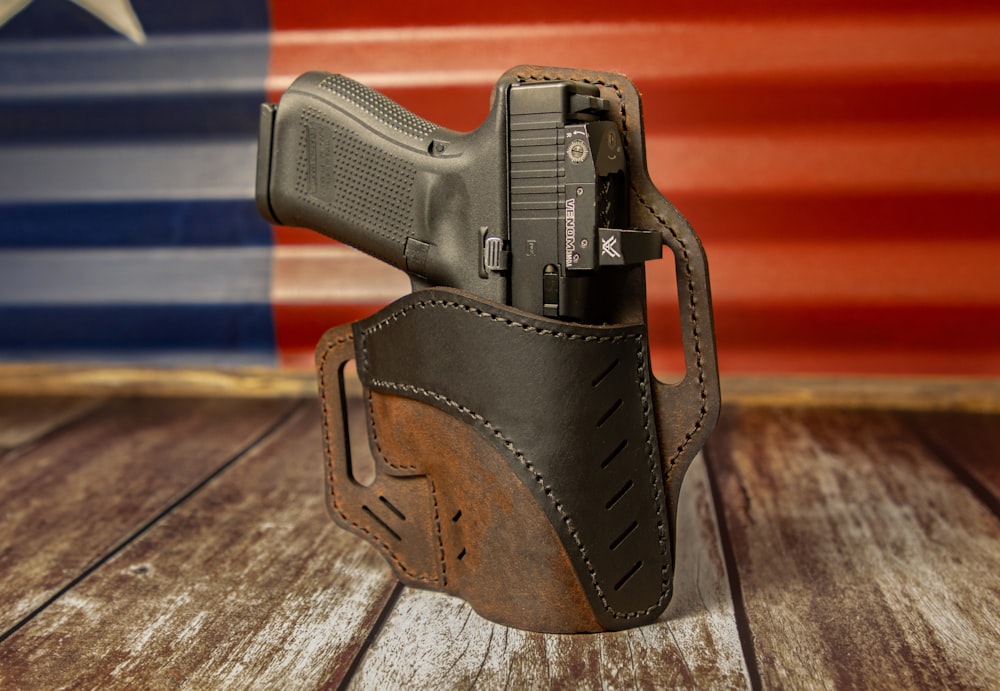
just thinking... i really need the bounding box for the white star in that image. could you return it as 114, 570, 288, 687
0, 0, 146, 44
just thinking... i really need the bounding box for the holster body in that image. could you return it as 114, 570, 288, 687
316, 66, 720, 633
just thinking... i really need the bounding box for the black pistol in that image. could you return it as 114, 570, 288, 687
255, 71, 661, 323
256, 67, 720, 634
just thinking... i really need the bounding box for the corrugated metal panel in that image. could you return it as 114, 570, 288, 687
0, 0, 275, 364
2, 1, 998, 377
269, 4, 1000, 376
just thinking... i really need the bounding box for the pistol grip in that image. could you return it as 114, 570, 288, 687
258, 71, 508, 303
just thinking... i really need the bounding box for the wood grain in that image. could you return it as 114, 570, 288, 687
0, 364, 317, 398
0, 396, 104, 452
721, 375, 1000, 413
2, 365, 997, 414
707, 406, 1000, 689
0, 396, 296, 636
344, 455, 749, 689
904, 410, 1000, 513
0, 402, 399, 689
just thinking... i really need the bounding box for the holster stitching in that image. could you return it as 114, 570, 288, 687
365, 388, 419, 471
317, 332, 438, 584
360, 301, 669, 621
516, 71, 710, 476
638, 200, 710, 478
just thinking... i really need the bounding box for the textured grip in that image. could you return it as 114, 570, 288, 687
316, 74, 437, 141
293, 105, 417, 252
264, 72, 439, 268
260, 70, 509, 303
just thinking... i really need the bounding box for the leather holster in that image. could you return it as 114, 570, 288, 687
315, 66, 720, 633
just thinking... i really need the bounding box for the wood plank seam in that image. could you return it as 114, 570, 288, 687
703, 437, 764, 691
334, 582, 405, 691
0, 397, 111, 466
0, 398, 305, 646
704, 406, 1000, 687
904, 416, 1000, 521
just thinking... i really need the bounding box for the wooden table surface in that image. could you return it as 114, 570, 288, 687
0, 394, 997, 689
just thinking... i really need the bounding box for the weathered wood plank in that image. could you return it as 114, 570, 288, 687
3, 365, 998, 413
721, 375, 1000, 413
0, 403, 398, 689
0, 395, 104, 452
0, 364, 316, 398
344, 455, 749, 689
904, 410, 1000, 512
706, 406, 1000, 689
0, 396, 296, 636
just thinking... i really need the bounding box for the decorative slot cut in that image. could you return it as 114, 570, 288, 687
362, 505, 401, 541
597, 399, 623, 428
343, 361, 376, 487
379, 495, 406, 520
614, 561, 644, 591
452, 510, 462, 523
457, 548, 467, 561
592, 358, 619, 387
610, 521, 638, 551
605, 479, 634, 510
601, 439, 628, 469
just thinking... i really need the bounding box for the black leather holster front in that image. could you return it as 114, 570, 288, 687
316, 65, 720, 633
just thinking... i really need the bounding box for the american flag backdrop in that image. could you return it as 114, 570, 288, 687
2, 0, 999, 376
1, 0, 280, 365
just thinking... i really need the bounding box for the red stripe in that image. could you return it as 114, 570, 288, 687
272, 225, 339, 246
673, 192, 1000, 243
265, 9, 1000, 376
273, 304, 391, 368
268, 17, 1000, 97
647, 240, 1000, 307
649, 304, 1000, 377
269, 2, 999, 30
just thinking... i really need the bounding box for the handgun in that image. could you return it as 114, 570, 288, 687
256, 66, 720, 633
255, 71, 662, 323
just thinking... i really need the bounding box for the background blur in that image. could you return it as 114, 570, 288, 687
1, 0, 998, 379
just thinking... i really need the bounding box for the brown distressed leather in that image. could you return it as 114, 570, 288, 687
367, 390, 601, 632
316, 325, 600, 632
314, 66, 720, 633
